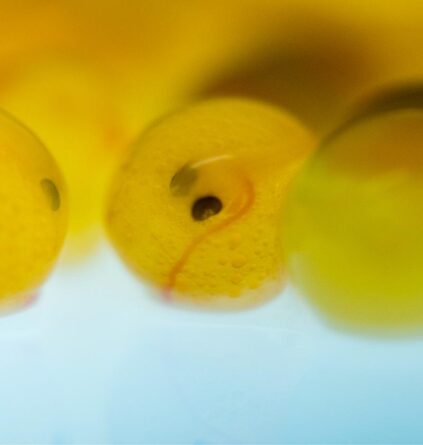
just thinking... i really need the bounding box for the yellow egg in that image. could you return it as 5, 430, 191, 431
283, 86, 423, 331
0, 60, 127, 259
0, 109, 67, 312
106, 99, 314, 309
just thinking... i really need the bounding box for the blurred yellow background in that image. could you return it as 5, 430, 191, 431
0, 0, 422, 259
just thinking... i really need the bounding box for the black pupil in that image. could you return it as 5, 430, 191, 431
191, 196, 223, 221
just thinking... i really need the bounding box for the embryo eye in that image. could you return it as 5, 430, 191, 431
170, 164, 198, 196
40, 178, 61, 211
191, 196, 223, 221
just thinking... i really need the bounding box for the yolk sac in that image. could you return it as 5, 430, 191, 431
191, 196, 223, 221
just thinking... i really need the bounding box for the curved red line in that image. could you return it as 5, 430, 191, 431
163, 177, 255, 300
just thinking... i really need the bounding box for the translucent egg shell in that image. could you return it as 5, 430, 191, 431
0, 109, 67, 312
107, 99, 314, 309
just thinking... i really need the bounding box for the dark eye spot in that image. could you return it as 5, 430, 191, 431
192, 196, 223, 221
170, 163, 198, 196
40, 178, 61, 211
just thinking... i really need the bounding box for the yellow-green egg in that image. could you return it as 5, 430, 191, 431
0, 109, 67, 312
106, 98, 314, 309
284, 86, 423, 331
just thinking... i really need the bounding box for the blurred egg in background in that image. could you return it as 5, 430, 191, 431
283, 84, 423, 332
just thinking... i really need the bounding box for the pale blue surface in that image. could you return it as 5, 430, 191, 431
0, 245, 422, 444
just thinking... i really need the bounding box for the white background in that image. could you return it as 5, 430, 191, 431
1, 245, 422, 444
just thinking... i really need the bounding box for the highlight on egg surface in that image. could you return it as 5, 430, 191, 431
0, 109, 67, 313
283, 85, 423, 331
106, 98, 315, 309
